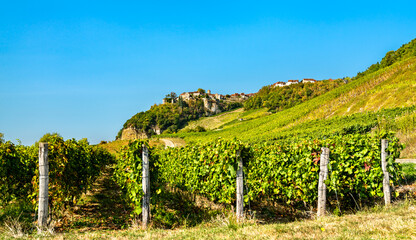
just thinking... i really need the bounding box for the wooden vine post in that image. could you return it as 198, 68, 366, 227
317, 147, 329, 217
236, 150, 244, 222
381, 139, 391, 206
38, 142, 49, 229
142, 145, 150, 227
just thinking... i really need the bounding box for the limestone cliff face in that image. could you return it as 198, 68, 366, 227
120, 127, 149, 140
151, 125, 162, 135
202, 98, 221, 116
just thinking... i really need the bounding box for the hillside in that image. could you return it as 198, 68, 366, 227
118, 78, 346, 140
180, 108, 271, 132
116, 89, 245, 140
160, 38, 416, 157
244, 78, 344, 112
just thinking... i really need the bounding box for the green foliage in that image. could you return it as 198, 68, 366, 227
163, 92, 178, 103
400, 163, 416, 184
270, 106, 416, 141
113, 140, 149, 215
197, 88, 206, 94
0, 134, 113, 215
115, 134, 403, 217
31, 134, 114, 212
38, 132, 62, 144
378, 111, 416, 135
247, 133, 402, 209
0, 142, 36, 205
244, 80, 344, 112
114, 139, 223, 227
169, 105, 415, 144
225, 102, 243, 111
118, 95, 243, 138
155, 139, 250, 204
194, 126, 206, 132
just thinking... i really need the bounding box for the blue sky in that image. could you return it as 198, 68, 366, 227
1, 1, 415, 145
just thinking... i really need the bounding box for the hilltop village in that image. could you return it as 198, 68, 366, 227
119, 78, 323, 140
163, 89, 254, 104
165, 78, 320, 105
272, 78, 319, 87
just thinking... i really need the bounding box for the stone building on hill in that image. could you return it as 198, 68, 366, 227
178, 90, 226, 101
179, 91, 202, 101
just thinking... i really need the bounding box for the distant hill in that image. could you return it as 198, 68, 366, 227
117, 79, 344, 141
116, 89, 247, 140
160, 38, 416, 157
117, 38, 416, 158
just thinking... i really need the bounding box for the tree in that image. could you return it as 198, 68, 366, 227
0, 133, 3, 143
170, 92, 177, 99
197, 88, 206, 94
381, 51, 396, 67
163, 92, 178, 103
178, 96, 188, 111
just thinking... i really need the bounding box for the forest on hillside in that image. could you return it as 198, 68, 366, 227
117, 91, 242, 139
244, 79, 344, 112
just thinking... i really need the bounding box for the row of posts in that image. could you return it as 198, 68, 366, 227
37, 140, 392, 229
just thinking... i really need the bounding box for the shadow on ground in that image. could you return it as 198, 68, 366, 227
57, 166, 131, 231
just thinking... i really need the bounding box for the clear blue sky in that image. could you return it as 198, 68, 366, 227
1, 1, 415, 145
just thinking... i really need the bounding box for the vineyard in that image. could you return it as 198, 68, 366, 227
112, 132, 404, 227
1, 129, 406, 234
1, 38, 416, 238
0, 134, 113, 219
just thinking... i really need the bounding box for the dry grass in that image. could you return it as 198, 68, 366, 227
36, 220, 56, 237
99, 139, 166, 156
158, 138, 186, 147
310, 58, 416, 121
181, 108, 271, 132
182, 108, 245, 131
98, 140, 130, 156
399, 130, 416, 159
2, 215, 27, 238
30, 200, 416, 239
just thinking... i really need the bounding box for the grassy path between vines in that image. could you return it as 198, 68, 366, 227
20, 199, 416, 239
56, 165, 131, 231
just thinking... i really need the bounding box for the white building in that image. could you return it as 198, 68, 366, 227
286, 80, 299, 85
272, 82, 286, 87
302, 78, 317, 83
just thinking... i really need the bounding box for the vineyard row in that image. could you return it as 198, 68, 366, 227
114, 132, 403, 224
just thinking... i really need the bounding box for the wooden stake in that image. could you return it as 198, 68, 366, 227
381, 139, 391, 206
317, 147, 329, 217
142, 145, 150, 227
236, 150, 244, 221
38, 142, 49, 229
